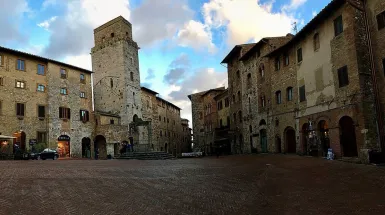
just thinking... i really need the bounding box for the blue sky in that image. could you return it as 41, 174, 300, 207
0, 0, 332, 124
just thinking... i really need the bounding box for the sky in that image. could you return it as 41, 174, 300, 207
0, 0, 332, 126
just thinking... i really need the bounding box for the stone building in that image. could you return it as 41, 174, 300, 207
0, 46, 94, 158
0, 16, 190, 159
213, 89, 232, 154
180, 118, 192, 154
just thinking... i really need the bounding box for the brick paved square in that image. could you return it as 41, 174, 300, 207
0, 155, 384, 215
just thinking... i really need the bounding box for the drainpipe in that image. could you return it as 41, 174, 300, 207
361, 0, 385, 151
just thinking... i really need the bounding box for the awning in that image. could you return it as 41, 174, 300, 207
0, 135, 16, 139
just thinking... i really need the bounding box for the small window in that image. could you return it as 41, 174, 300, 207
225, 98, 229, 107
37, 64, 45, 75
102, 37, 105, 42
80, 110, 90, 122
247, 73, 252, 88
80, 74, 85, 83
80, 92, 86, 98
236, 70, 240, 79
111, 33, 115, 38
60, 88, 68, 95
232, 94, 235, 103
59, 107, 71, 119
238, 111, 242, 123
233, 113, 236, 123
110, 78, 113, 88
17, 59, 25, 71
159, 115, 161, 121
60, 69, 67, 79
297, 48, 303, 63
133, 92, 135, 104
0, 55, 3, 66
160, 131, 163, 137
16, 103, 25, 117
377, 11, 385, 30
284, 53, 289, 66
15, 81, 25, 89
37, 84, 45, 92
338, 66, 349, 87
276, 91, 282, 104
38, 105, 45, 118
287, 87, 293, 101
299, 85, 306, 102
0, 77, 3, 86
237, 91, 241, 102
164, 117, 166, 122
275, 57, 280, 71
37, 132, 47, 143
261, 96, 266, 107
334, 15, 343, 36
130, 72, 134, 81
313, 33, 320, 51
110, 119, 114, 124
259, 64, 265, 78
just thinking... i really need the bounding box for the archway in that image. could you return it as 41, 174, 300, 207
302, 123, 309, 155
58, 135, 70, 158
94, 135, 107, 159
275, 135, 281, 153
260, 129, 268, 153
81, 137, 91, 158
259, 119, 267, 126
285, 128, 296, 153
13, 131, 26, 152
318, 120, 330, 156
339, 116, 358, 157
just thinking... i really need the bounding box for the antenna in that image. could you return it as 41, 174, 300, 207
292, 22, 298, 34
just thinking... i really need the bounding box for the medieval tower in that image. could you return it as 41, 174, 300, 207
91, 16, 143, 147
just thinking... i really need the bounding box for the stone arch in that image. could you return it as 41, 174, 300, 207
284, 127, 296, 153
81, 137, 91, 158
94, 135, 107, 159
317, 120, 330, 156
259, 119, 267, 126
339, 116, 358, 157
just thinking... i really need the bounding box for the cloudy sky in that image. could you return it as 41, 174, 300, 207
0, 0, 331, 126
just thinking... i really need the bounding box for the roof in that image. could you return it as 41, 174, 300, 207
188, 90, 208, 101
156, 96, 181, 110
141, 86, 158, 95
214, 89, 228, 100
221, 43, 256, 64
201, 87, 226, 97
239, 36, 292, 61
266, 0, 345, 57
94, 16, 131, 33
0, 46, 93, 74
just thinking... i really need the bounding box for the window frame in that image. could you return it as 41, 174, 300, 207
37, 131, 47, 144
376, 11, 385, 30
37, 84, 45, 92
284, 52, 289, 66
80, 92, 86, 98
37, 64, 45, 75
337, 65, 349, 88
37, 105, 46, 118
16, 103, 25, 117
59, 107, 71, 119
275, 57, 281, 71
0, 77, 3, 86
287, 87, 293, 101
334, 15, 344, 37
299, 85, 306, 102
16, 59, 25, 71
0, 54, 4, 67
60, 68, 67, 79
80, 74, 85, 83
297, 48, 303, 63
15, 80, 26, 89
276, 91, 282, 104
313, 33, 320, 51
80, 110, 90, 122
60, 88, 68, 95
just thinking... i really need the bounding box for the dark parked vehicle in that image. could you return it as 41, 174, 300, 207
39, 149, 59, 160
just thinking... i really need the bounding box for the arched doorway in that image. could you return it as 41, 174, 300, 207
81, 137, 91, 158
58, 135, 71, 158
260, 129, 267, 153
94, 135, 107, 159
318, 120, 330, 156
275, 135, 281, 153
339, 116, 358, 157
285, 128, 296, 154
302, 123, 309, 155
13, 131, 26, 152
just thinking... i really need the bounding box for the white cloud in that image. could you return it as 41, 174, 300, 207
37, 16, 57, 31
64, 54, 92, 71
201, 0, 296, 46
282, 0, 308, 11
312, 10, 317, 18
0, 0, 31, 43
41, 0, 57, 10
176, 20, 216, 54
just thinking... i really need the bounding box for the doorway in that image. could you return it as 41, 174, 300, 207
318, 120, 330, 156
58, 135, 71, 158
13, 131, 26, 152
81, 137, 91, 158
94, 135, 107, 159
285, 128, 296, 153
339, 116, 358, 157
275, 136, 281, 153
260, 129, 268, 153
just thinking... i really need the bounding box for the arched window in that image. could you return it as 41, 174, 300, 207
238, 111, 243, 123
130, 72, 134, 81
261, 95, 266, 107
259, 64, 265, 78
276, 91, 282, 104
314, 33, 320, 51
110, 78, 113, 88
247, 73, 252, 88
237, 91, 241, 102
287, 87, 293, 101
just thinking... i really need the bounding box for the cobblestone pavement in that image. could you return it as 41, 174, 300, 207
0, 155, 385, 215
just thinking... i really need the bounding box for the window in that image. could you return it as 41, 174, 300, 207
37, 84, 45, 92
110, 78, 113, 88
247, 73, 252, 88
111, 33, 115, 37
225, 98, 229, 107
259, 64, 265, 78
159, 115, 161, 121
80, 110, 90, 122
0, 77, 3, 86
284, 53, 289, 66
313, 33, 320, 51
16, 103, 25, 117
133, 92, 135, 104
17, 59, 25, 71
334, 15, 343, 36
38, 105, 45, 118
60, 88, 68, 95
60, 69, 67, 79
232, 94, 235, 103
233, 113, 236, 123
299, 85, 306, 102
227, 116, 230, 127
238, 111, 242, 123
236, 70, 240, 79
338, 66, 349, 87
218, 101, 223, 110
276, 91, 282, 104
110, 119, 114, 124
80, 92, 86, 98
287, 87, 293, 101
297, 48, 303, 63
59, 107, 71, 119
164, 117, 166, 122
130, 72, 134, 81
37, 132, 47, 144
0, 54, 3, 66
237, 91, 241, 102
377, 11, 385, 30
16, 81, 25, 89
167, 118, 169, 123
261, 96, 265, 107
80, 74, 85, 83
160, 131, 163, 137
275, 57, 280, 71
257, 50, 261, 57
37, 64, 45, 75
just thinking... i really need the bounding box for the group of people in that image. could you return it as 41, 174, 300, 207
120, 142, 134, 154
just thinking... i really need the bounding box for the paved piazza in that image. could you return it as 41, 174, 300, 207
0, 155, 385, 215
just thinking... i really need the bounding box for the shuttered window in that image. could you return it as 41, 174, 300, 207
338, 66, 349, 87
299, 86, 306, 102
16, 103, 25, 116
59, 107, 71, 119
334, 15, 343, 36
38, 105, 45, 118
80, 110, 89, 122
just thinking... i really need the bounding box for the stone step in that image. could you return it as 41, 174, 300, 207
116, 151, 175, 160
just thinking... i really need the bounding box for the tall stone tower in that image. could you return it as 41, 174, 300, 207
92, 16, 142, 129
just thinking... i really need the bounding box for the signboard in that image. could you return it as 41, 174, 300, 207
29, 139, 37, 145
58, 135, 70, 141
